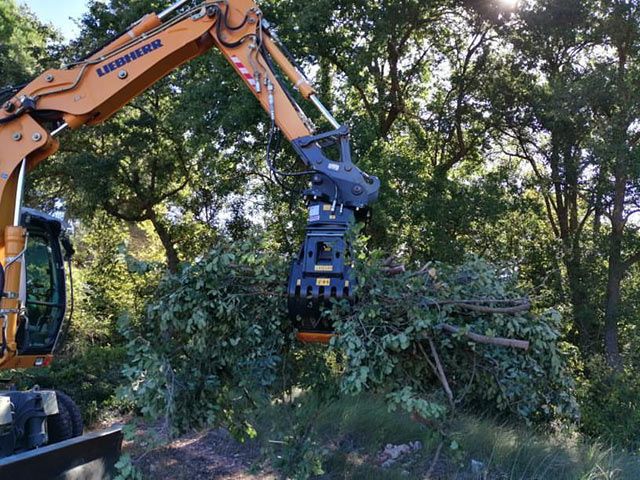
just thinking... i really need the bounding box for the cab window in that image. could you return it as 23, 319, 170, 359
24, 234, 64, 350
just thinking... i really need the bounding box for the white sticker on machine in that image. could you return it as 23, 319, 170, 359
309, 204, 320, 222
328, 162, 340, 171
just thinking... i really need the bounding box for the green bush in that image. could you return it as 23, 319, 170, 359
578, 355, 640, 449
10, 345, 128, 425
119, 239, 296, 437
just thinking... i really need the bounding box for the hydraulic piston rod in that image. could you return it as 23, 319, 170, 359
310, 95, 340, 129
13, 159, 26, 227
158, 0, 191, 19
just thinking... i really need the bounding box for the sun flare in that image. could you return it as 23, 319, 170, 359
499, 0, 520, 9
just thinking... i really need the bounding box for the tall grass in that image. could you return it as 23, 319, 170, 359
451, 415, 640, 479
258, 393, 640, 479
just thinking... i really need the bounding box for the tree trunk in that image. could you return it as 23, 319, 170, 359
603, 171, 627, 369
148, 210, 180, 274
565, 259, 595, 352
603, 261, 623, 369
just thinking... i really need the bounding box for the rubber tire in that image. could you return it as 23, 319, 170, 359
46, 397, 73, 444
55, 391, 83, 437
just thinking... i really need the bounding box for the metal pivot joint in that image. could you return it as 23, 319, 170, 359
291, 125, 379, 210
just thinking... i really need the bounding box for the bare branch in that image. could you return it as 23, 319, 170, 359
427, 337, 454, 407
436, 323, 530, 350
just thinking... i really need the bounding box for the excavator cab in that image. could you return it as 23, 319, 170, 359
15, 208, 70, 357
0, 209, 123, 475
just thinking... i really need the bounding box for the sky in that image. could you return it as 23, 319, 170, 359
22, 0, 92, 41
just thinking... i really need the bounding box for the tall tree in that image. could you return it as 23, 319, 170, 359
589, 0, 640, 367
268, 0, 514, 262
0, 0, 59, 87
492, 0, 640, 366
493, 0, 600, 351
29, 0, 266, 271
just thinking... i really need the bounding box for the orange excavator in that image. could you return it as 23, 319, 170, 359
0, 0, 378, 476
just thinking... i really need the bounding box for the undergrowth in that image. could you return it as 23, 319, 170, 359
257, 393, 640, 480
1, 345, 129, 426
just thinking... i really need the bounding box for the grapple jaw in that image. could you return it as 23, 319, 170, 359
287, 202, 355, 337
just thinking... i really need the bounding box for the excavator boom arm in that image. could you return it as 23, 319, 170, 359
0, 0, 380, 368
3, 1, 316, 157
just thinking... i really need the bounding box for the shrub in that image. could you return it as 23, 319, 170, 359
118, 239, 296, 438
578, 355, 640, 449
11, 345, 127, 425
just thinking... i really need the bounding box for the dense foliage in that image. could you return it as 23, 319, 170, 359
578, 355, 640, 449
119, 240, 291, 437
332, 253, 577, 423
118, 239, 576, 446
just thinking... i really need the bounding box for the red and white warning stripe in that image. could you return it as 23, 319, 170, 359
230, 55, 256, 90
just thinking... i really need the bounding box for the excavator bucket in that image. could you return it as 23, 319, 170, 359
0, 426, 123, 480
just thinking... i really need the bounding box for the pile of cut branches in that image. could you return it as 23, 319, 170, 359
331, 253, 577, 425
120, 239, 577, 441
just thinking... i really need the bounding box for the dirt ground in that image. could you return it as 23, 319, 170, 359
95, 413, 273, 479
130, 428, 275, 480
100, 416, 495, 479
124, 428, 486, 480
